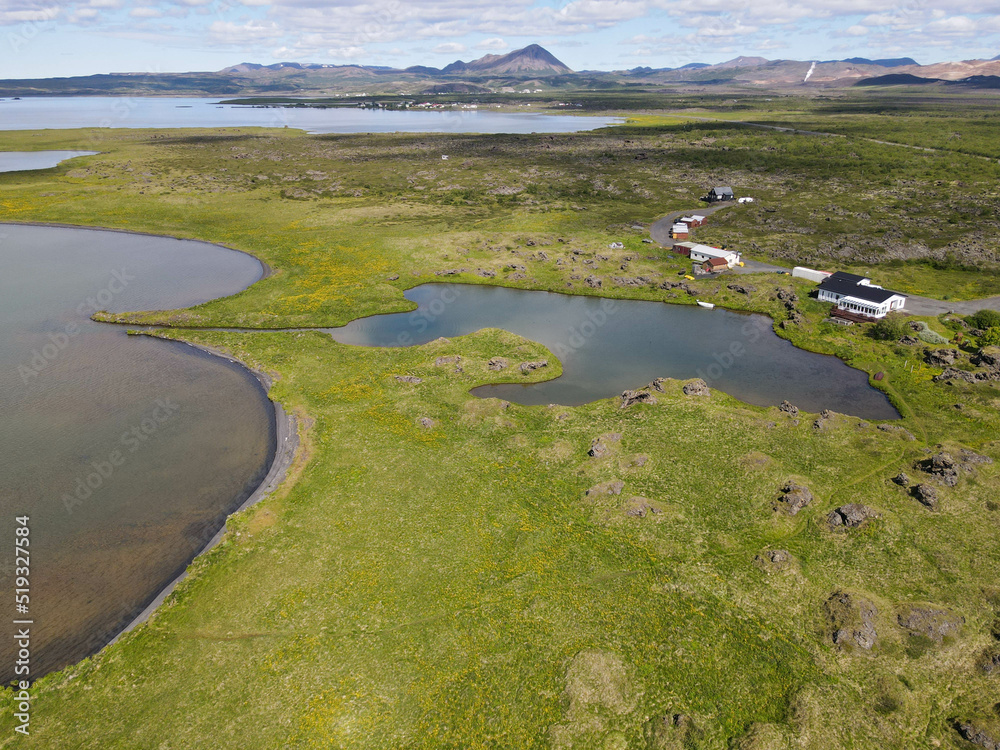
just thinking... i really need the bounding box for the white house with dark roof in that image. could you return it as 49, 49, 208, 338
817, 271, 907, 319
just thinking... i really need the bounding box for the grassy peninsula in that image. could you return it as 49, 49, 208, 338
1, 91, 1000, 749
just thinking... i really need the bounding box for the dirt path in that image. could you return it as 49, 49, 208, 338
649, 202, 790, 275
648, 201, 738, 247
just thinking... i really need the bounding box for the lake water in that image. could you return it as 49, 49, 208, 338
328, 284, 900, 419
0, 223, 274, 684
0, 97, 619, 134
0, 150, 98, 172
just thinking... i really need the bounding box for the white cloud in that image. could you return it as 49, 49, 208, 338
755, 38, 787, 50
208, 19, 282, 44
432, 41, 466, 53
475, 36, 508, 50
844, 24, 868, 36
325, 45, 366, 59
0, 4, 60, 24
129, 7, 163, 18
924, 15, 976, 35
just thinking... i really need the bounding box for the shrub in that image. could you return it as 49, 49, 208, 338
981, 327, 1000, 347
870, 313, 909, 341
919, 329, 948, 344
969, 309, 1000, 330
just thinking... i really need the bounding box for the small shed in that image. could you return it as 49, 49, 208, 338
670, 223, 689, 239
702, 257, 729, 273
792, 266, 832, 283
706, 186, 734, 203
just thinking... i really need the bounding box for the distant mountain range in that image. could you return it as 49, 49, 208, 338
2, 44, 1000, 97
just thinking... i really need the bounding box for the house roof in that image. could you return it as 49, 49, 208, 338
826, 271, 869, 285
711, 186, 733, 194
706, 257, 728, 267
819, 276, 905, 304
688, 243, 734, 259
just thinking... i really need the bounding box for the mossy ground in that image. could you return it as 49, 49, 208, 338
1, 92, 999, 748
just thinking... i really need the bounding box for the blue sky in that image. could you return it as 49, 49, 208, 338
2, 0, 999, 78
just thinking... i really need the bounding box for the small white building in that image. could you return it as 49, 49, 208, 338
817, 271, 907, 319
792, 266, 832, 283
687, 243, 740, 268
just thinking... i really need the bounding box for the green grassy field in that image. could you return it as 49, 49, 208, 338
2, 93, 1000, 748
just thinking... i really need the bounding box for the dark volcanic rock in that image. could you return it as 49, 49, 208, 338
620, 389, 657, 408
612, 276, 652, 287
828, 503, 879, 529
979, 646, 1000, 675
585, 479, 625, 497
682, 378, 710, 397
825, 590, 879, 651
911, 483, 940, 509
960, 449, 993, 467
588, 433, 622, 458
394, 375, 423, 384
892, 472, 910, 486
418, 417, 435, 429
778, 482, 814, 516
956, 720, 1000, 750
435, 355, 461, 367
973, 346, 1000, 369
727, 283, 756, 294
779, 400, 799, 417
624, 496, 660, 517
924, 348, 960, 367
755, 548, 793, 573
518, 360, 548, 373
899, 335, 919, 345
896, 604, 963, 642
919, 452, 960, 486
487, 357, 508, 370
584, 275, 602, 288
877, 423, 916, 441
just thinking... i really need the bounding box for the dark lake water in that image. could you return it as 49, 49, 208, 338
0, 97, 619, 134
0, 223, 274, 684
0, 151, 98, 172
328, 284, 899, 419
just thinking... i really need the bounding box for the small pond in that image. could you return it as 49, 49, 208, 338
328, 284, 900, 419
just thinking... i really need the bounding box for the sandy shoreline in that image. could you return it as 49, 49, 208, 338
109, 335, 300, 644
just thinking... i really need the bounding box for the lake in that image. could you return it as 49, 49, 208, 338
0, 97, 619, 134
0, 150, 98, 172
328, 284, 900, 419
0, 223, 274, 684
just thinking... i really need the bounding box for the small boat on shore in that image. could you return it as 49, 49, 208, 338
696, 300, 715, 309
